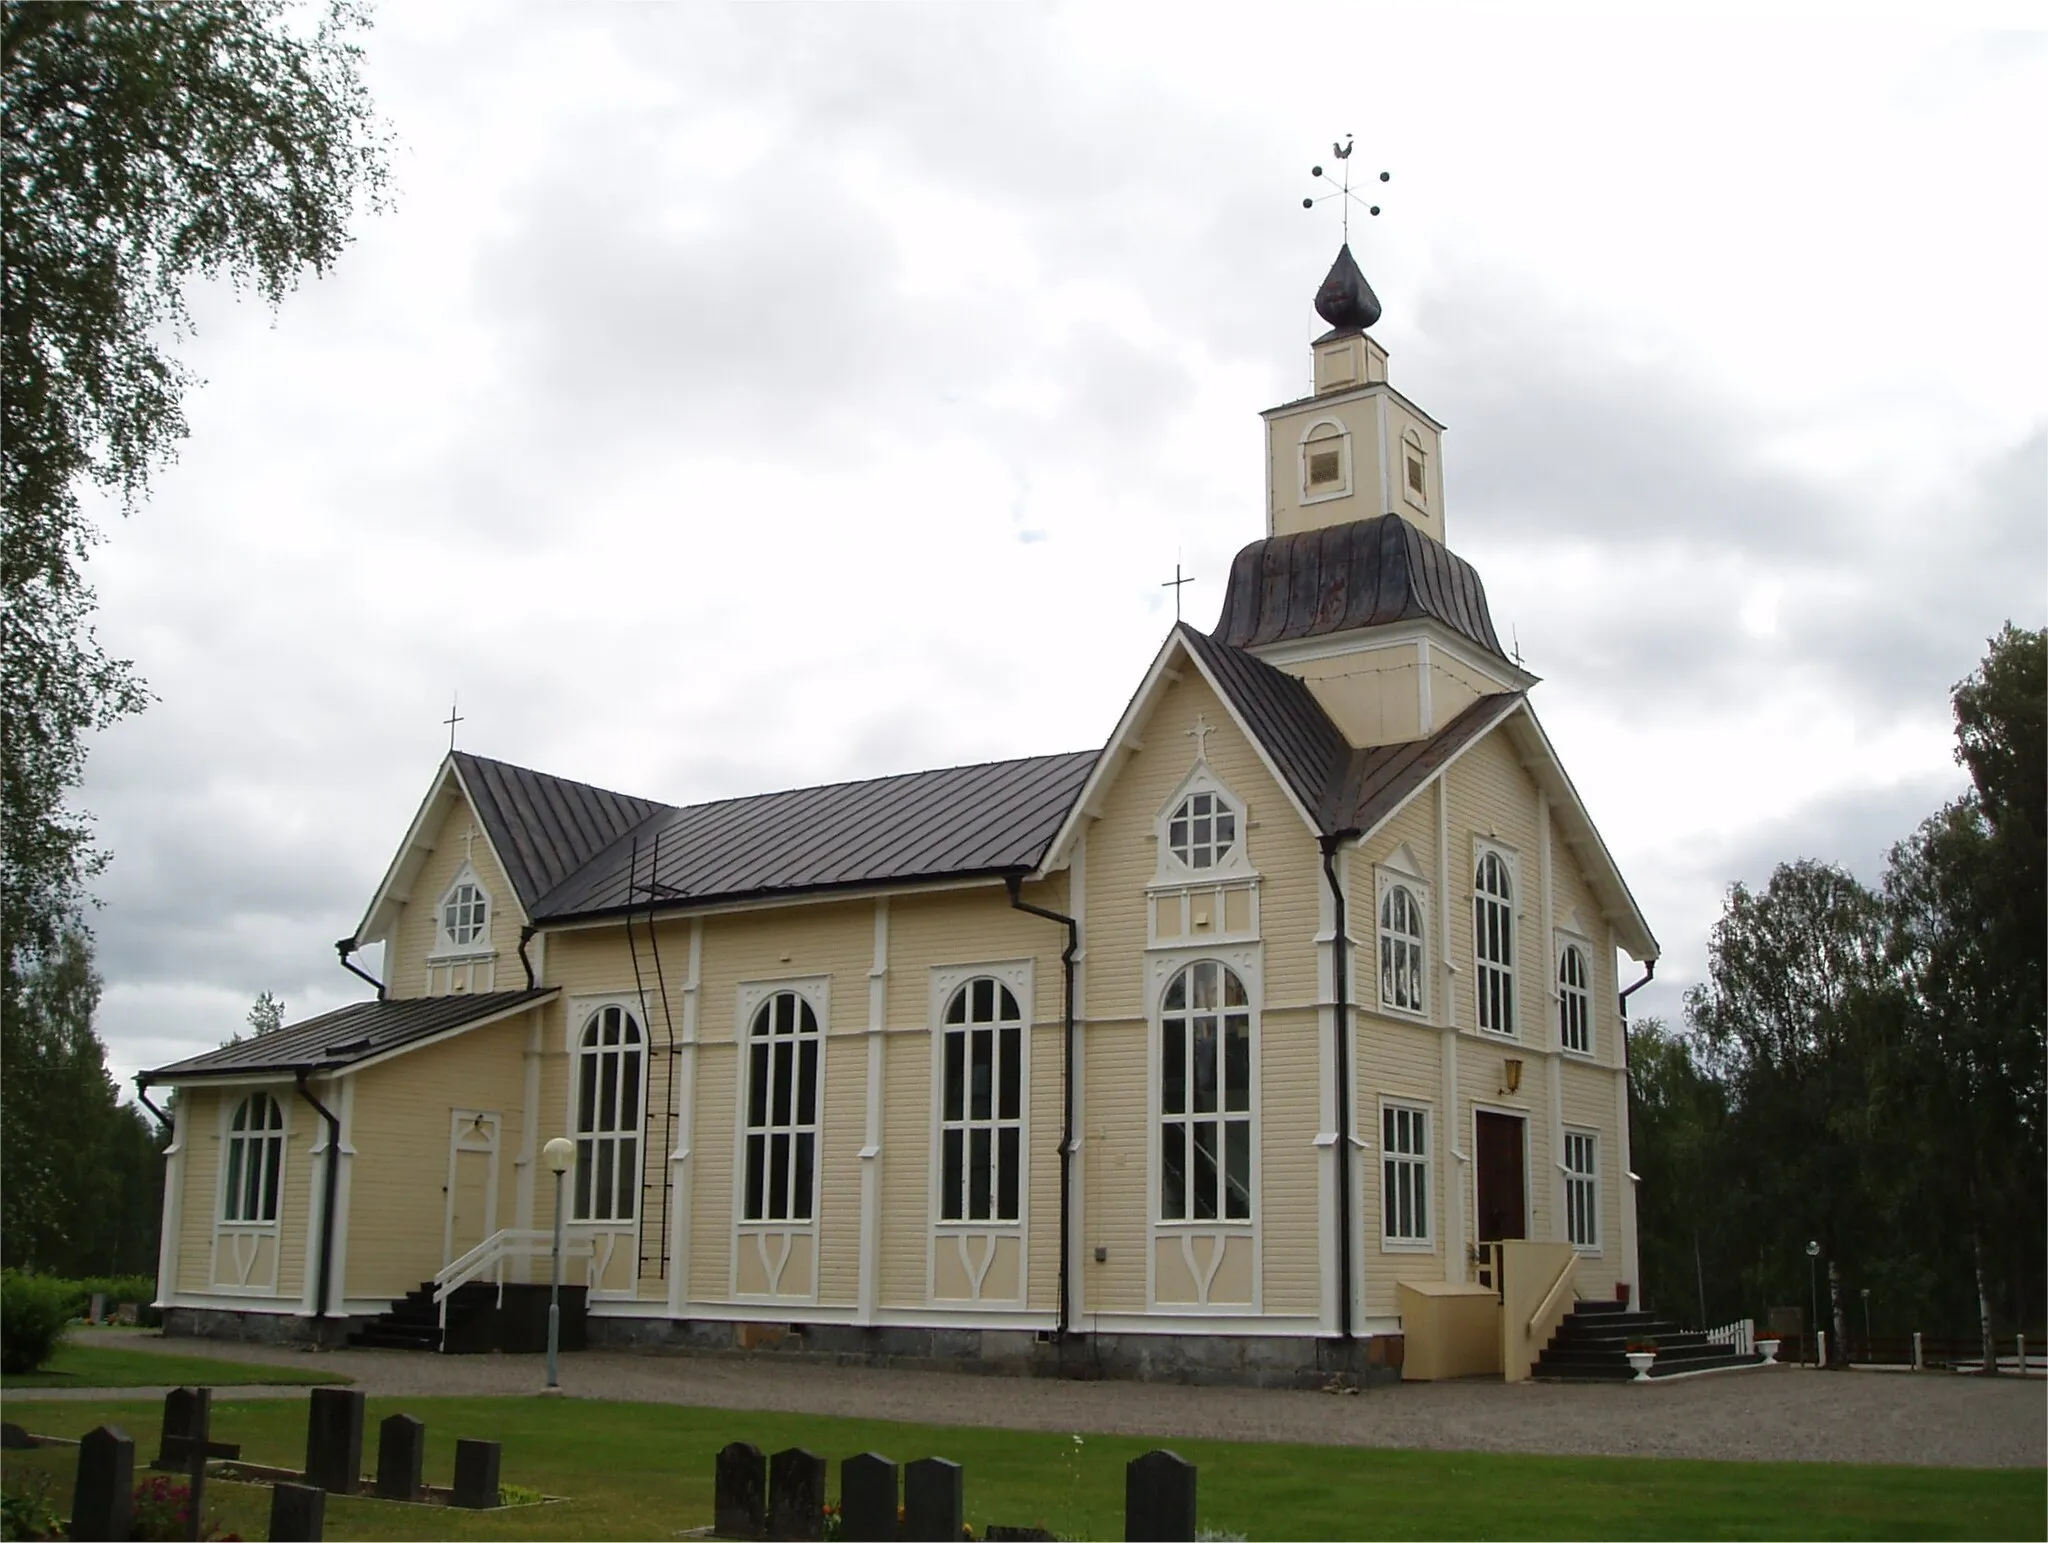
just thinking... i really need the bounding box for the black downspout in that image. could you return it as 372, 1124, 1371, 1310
335, 937, 386, 1000
294, 1070, 345, 1336
518, 924, 539, 990
1006, 873, 1079, 1342
1319, 834, 1356, 1344
134, 1077, 172, 1131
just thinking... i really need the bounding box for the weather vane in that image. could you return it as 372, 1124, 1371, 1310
1302, 136, 1390, 245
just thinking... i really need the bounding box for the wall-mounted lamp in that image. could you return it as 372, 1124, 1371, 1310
1503, 1058, 1523, 1095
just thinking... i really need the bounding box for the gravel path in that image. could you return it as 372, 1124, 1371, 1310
10, 1330, 2042, 1470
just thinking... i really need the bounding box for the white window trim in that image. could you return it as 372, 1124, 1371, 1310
927, 961, 1034, 1233
564, 996, 650, 1227
1555, 932, 1595, 1059
1374, 868, 1431, 1021
429, 864, 496, 962
1298, 416, 1354, 507
1401, 427, 1430, 512
1563, 1126, 1602, 1255
1152, 764, 1255, 886
1378, 1098, 1434, 1253
1472, 838, 1521, 1040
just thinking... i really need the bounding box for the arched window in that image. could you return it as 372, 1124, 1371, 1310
222, 1093, 285, 1223
1159, 960, 1252, 1222
1168, 790, 1237, 872
743, 991, 820, 1223
1558, 943, 1591, 1055
1300, 419, 1351, 501
573, 1004, 642, 1221
1402, 427, 1429, 509
441, 880, 488, 948
1379, 883, 1426, 1014
1474, 851, 1516, 1035
939, 977, 1023, 1223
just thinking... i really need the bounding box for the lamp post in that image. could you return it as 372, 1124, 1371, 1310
1806, 1240, 1821, 1368
544, 1137, 575, 1392
1861, 1286, 1872, 1359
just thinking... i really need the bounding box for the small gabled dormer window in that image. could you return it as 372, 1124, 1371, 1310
439, 876, 490, 952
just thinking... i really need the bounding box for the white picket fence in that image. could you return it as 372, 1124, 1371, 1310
1705, 1317, 1755, 1356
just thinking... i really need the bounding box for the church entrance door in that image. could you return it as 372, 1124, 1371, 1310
443, 1109, 501, 1269
1474, 1110, 1527, 1243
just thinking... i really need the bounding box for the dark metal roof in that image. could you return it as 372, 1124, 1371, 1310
1178, 623, 1519, 838
141, 989, 557, 1083
1210, 513, 1507, 660
453, 752, 670, 913
1178, 624, 1350, 826
531, 751, 1099, 921
1326, 691, 1522, 834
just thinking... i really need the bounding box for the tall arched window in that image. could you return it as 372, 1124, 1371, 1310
1558, 943, 1591, 1055
743, 991, 820, 1223
1474, 851, 1516, 1035
1159, 960, 1252, 1222
573, 1004, 642, 1221
939, 977, 1023, 1223
223, 1093, 285, 1222
1379, 883, 1426, 1014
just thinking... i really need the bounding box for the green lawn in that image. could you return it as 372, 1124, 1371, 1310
1, 1341, 349, 1390
1, 1394, 2038, 1541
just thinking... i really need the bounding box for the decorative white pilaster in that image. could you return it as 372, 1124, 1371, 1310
856, 899, 888, 1324
666, 918, 703, 1318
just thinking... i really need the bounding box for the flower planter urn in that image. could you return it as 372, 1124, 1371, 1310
1626, 1350, 1656, 1382
1756, 1338, 1780, 1365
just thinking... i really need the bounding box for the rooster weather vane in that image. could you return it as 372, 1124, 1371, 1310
1302, 136, 1390, 246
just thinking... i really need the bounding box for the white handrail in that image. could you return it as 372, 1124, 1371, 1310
433, 1227, 593, 1328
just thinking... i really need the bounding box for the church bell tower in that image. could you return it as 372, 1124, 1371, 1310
1209, 245, 1530, 749
1263, 244, 1449, 544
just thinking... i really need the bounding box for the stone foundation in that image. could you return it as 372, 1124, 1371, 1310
162, 1306, 371, 1351
586, 1317, 1403, 1390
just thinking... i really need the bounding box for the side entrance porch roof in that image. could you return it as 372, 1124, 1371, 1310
139, 988, 557, 1086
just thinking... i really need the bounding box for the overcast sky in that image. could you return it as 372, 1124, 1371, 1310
77, 9, 2044, 1088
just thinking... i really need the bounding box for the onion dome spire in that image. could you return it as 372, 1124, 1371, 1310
1314, 243, 1381, 333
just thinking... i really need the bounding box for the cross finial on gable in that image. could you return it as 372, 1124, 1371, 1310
1187, 712, 1215, 761
463, 821, 477, 865
443, 693, 465, 751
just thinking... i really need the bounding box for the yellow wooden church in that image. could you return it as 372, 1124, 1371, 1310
141, 247, 1658, 1385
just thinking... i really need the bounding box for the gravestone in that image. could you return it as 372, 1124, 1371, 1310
1124, 1449, 1196, 1542
1, 1422, 38, 1449
88, 1291, 106, 1324
304, 1387, 366, 1495
375, 1414, 426, 1502
839, 1452, 898, 1542
268, 1481, 327, 1542
116, 1302, 141, 1326
69, 1425, 135, 1543
766, 1447, 826, 1541
153, 1387, 212, 1468
181, 1385, 212, 1541
715, 1441, 767, 1539
903, 1456, 964, 1543
452, 1438, 501, 1509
